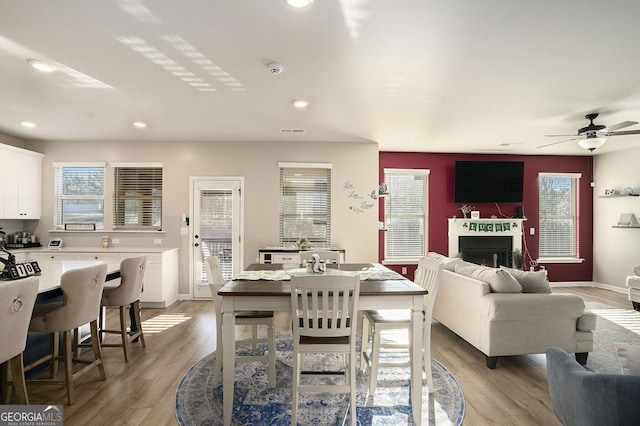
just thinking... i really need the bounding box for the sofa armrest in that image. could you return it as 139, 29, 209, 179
577, 311, 597, 331
481, 293, 586, 321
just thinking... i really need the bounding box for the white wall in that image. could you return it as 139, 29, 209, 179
593, 146, 640, 290
24, 139, 379, 294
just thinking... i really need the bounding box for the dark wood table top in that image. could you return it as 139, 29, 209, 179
218, 263, 426, 297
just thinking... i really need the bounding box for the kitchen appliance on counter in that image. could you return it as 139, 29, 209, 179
5, 231, 42, 248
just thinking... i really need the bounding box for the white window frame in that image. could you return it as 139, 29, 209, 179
278, 162, 332, 248
537, 172, 583, 264
111, 162, 163, 230
382, 168, 430, 264
53, 162, 106, 230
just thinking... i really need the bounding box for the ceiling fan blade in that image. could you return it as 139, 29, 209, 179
537, 137, 579, 148
602, 121, 639, 133
608, 129, 640, 136
544, 134, 577, 137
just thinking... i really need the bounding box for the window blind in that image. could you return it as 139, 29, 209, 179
53, 164, 105, 229
538, 173, 580, 257
199, 189, 233, 281
384, 169, 429, 260
113, 166, 163, 229
279, 166, 331, 247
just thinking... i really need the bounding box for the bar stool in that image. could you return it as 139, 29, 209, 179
0, 277, 39, 404
26, 263, 108, 405
96, 255, 147, 362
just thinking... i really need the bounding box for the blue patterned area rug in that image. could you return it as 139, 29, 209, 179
175, 331, 465, 425
583, 302, 640, 374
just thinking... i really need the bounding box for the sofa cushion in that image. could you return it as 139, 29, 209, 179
500, 266, 551, 293
615, 343, 640, 375
455, 262, 522, 293
426, 252, 462, 271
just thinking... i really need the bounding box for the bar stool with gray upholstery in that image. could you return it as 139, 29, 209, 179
26, 263, 108, 405
98, 255, 147, 362
0, 276, 39, 404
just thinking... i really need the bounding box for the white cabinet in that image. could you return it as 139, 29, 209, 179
30, 252, 76, 262
258, 248, 345, 264
119, 251, 179, 307
75, 253, 119, 262
0, 144, 43, 219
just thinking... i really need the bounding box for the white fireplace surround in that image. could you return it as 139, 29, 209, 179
448, 218, 525, 258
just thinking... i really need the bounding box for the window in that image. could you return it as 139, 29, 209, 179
53, 163, 105, 229
279, 162, 332, 247
112, 163, 163, 230
383, 169, 429, 262
538, 172, 580, 259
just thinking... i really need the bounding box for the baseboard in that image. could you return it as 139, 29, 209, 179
551, 281, 627, 294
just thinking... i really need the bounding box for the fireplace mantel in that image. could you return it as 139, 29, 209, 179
448, 218, 526, 258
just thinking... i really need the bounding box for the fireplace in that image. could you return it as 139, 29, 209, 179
459, 236, 513, 268
448, 218, 525, 265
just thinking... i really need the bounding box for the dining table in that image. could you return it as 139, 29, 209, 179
218, 262, 428, 426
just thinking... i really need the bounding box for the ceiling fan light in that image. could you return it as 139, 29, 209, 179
578, 137, 606, 152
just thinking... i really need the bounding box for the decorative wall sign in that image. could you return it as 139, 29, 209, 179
462, 221, 515, 232
344, 180, 377, 214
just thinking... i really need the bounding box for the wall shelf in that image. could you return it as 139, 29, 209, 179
612, 226, 640, 229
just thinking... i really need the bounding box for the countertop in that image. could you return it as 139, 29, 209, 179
9, 246, 179, 254
258, 246, 345, 252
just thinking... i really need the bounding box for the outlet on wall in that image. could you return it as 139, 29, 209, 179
111, 238, 120, 245
154, 238, 162, 245
401, 267, 407, 274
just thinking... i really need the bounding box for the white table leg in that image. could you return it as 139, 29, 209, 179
222, 298, 236, 426
411, 298, 423, 426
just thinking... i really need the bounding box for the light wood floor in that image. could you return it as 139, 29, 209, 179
19, 286, 631, 425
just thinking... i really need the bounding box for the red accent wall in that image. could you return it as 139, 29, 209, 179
379, 152, 593, 282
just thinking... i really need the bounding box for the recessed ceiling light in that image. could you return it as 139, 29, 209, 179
292, 99, 310, 108
285, 0, 313, 8
27, 59, 57, 73
132, 121, 147, 128
21, 121, 36, 128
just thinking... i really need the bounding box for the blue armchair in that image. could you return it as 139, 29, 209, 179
546, 347, 640, 426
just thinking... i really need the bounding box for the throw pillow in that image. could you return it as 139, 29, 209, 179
614, 343, 640, 375
454, 262, 522, 293
426, 252, 461, 271
500, 266, 551, 293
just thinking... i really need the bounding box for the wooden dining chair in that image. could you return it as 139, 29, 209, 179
361, 257, 443, 394
299, 250, 341, 265
0, 276, 39, 404
290, 273, 361, 426
204, 255, 276, 388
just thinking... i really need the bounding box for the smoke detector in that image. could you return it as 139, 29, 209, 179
267, 62, 283, 74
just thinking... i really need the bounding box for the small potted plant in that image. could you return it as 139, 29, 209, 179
460, 204, 474, 219
294, 238, 311, 249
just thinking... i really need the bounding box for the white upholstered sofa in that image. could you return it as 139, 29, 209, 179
428, 252, 596, 368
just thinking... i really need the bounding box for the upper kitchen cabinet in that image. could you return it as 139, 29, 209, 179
0, 143, 43, 219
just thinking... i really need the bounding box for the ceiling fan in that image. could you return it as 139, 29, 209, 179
538, 113, 640, 152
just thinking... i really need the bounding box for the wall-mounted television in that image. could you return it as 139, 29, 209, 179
454, 160, 524, 203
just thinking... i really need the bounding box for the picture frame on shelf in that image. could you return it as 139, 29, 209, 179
617, 213, 638, 227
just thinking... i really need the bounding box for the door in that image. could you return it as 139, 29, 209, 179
190, 178, 243, 299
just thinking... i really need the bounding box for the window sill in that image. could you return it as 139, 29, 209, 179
382, 259, 420, 265
537, 257, 584, 264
